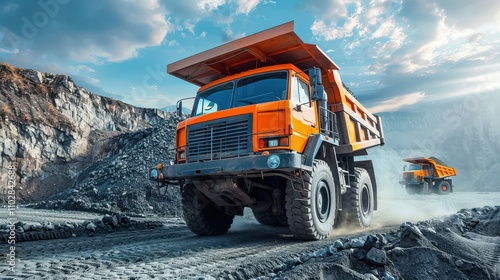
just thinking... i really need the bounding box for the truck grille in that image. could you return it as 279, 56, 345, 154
186, 114, 252, 162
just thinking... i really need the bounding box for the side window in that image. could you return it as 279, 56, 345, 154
291, 75, 310, 106
193, 82, 233, 116
297, 78, 310, 107
291, 75, 300, 103
194, 97, 218, 115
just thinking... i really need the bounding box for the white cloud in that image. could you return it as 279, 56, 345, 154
365, 0, 387, 25
67, 65, 95, 74
0, 0, 173, 64
369, 92, 426, 113
437, 0, 500, 29
0, 47, 17, 54
300, 0, 347, 20
235, 0, 261, 15
84, 77, 100, 85
311, 20, 342, 41
197, 0, 227, 12
184, 21, 195, 34
168, 40, 179, 47
372, 17, 395, 38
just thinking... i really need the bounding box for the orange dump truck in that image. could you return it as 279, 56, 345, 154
400, 157, 457, 195
149, 22, 384, 240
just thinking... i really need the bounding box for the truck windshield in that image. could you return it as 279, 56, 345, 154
408, 164, 422, 170
192, 82, 233, 116
233, 71, 288, 107
192, 71, 288, 116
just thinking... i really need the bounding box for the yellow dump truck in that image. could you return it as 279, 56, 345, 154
149, 22, 384, 240
400, 157, 457, 195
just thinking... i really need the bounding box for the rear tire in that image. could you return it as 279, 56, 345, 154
339, 168, 374, 228
251, 189, 288, 227
252, 208, 288, 227
181, 184, 234, 236
436, 180, 451, 195
286, 159, 336, 240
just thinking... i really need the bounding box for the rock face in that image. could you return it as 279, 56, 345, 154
0, 63, 167, 201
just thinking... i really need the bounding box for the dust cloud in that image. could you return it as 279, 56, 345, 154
372, 190, 500, 227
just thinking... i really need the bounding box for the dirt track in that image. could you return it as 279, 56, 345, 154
4, 212, 397, 279
2, 191, 499, 279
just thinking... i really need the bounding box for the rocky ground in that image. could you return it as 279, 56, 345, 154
273, 205, 500, 280
0, 205, 498, 279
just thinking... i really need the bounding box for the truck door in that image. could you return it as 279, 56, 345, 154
291, 74, 317, 138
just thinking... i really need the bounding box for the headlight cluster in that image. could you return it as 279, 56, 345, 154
259, 137, 289, 148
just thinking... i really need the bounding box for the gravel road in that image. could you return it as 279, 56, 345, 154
1, 191, 499, 279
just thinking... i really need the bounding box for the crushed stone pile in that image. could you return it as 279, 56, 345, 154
32, 115, 183, 217
223, 205, 500, 280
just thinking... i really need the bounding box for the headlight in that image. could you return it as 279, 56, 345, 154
267, 155, 280, 169
150, 169, 158, 180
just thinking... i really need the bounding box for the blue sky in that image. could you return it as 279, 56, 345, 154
0, 0, 498, 112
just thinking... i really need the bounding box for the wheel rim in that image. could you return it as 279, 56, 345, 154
316, 180, 331, 222
361, 184, 370, 217
441, 185, 448, 191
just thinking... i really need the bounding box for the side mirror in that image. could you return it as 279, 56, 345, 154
403, 166, 407, 171
176, 100, 183, 116
309, 68, 326, 101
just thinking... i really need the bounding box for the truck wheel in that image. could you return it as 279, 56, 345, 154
251, 189, 288, 227
181, 183, 234, 236
339, 168, 374, 228
436, 180, 451, 195
405, 185, 417, 195
252, 208, 288, 227
286, 159, 336, 240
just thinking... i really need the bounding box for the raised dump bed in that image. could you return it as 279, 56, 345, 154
403, 157, 457, 179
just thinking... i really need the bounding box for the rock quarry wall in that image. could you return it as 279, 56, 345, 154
0, 63, 167, 201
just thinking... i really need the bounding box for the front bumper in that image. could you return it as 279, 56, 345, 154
149, 152, 305, 182
400, 180, 423, 186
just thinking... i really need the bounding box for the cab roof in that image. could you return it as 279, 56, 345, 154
167, 21, 339, 87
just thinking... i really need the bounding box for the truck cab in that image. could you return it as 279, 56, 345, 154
402, 163, 431, 184
174, 64, 324, 165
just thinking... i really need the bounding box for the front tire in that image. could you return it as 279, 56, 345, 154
181, 184, 234, 236
286, 160, 336, 240
339, 168, 374, 228
405, 185, 418, 195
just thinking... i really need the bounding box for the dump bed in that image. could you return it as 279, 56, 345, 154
403, 157, 457, 179
167, 21, 384, 155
